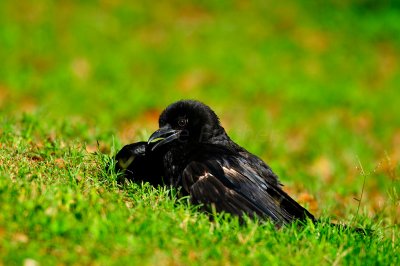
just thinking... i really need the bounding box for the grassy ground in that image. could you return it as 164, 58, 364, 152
1, 0, 399, 265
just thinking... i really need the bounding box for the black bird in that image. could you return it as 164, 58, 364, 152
147, 100, 316, 226
115, 141, 164, 186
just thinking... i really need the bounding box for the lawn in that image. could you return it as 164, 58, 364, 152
0, 0, 399, 265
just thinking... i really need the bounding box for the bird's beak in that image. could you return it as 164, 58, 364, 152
148, 125, 181, 151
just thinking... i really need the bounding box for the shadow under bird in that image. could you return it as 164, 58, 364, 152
116, 100, 317, 226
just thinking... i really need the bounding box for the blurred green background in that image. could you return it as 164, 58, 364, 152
1, 0, 399, 217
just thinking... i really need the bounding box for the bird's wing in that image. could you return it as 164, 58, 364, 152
182, 152, 314, 225
238, 150, 281, 187
115, 142, 147, 170
115, 141, 165, 186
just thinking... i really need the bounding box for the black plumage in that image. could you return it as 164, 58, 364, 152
145, 100, 315, 226
115, 141, 164, 186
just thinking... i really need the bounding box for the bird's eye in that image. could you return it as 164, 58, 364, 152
177, 118, 188, 127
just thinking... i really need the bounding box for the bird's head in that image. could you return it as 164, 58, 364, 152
148, 100, 225, 151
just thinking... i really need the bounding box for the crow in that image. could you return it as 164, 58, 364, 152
147, 100, 316, 226
115, 141, 164, 186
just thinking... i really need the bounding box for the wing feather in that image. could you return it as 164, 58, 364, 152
182, 151, 314, 225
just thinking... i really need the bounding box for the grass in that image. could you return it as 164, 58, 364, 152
1, 0, 399, 265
